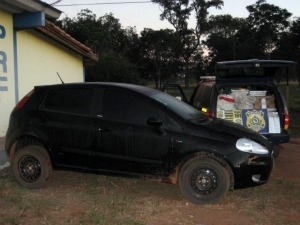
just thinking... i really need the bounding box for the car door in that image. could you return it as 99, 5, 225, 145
38, 87, 96, 168
94, 88, 182, 176
161, 83, 188, 103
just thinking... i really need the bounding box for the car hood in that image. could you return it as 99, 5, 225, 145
189, 117, 270, 148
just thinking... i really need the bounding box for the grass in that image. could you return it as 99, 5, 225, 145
284, 83, 300, 137
1, 167, 300, 225
227, 178, 300, 225
0, 171, 182, 225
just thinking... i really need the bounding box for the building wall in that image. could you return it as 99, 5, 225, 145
0, 10, 16, 137
17, 30, 84, 98
0, 8, 85, 137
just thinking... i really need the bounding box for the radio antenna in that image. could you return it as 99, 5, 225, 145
57, 72, 65, 84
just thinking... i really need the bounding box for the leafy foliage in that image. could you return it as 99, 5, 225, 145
246, 0, 292, 58
204, 15, 247, 71
151, 0, 224, 86
55, 1, 299, 85
139, 29, 182, 88
204, 0, 298, 75
57, 9, 140, 83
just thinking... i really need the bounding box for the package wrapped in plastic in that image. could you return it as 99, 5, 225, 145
217, 94, 236, 110
236, 95, 256, 109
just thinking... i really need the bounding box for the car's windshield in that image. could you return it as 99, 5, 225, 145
150, 92, 207, 120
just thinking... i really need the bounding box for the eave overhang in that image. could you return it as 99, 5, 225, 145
36, 20, 98, 62
0, 0, 61, 19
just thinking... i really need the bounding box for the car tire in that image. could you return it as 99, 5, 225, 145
12, 145, 53, 189
179, 157, 230, 204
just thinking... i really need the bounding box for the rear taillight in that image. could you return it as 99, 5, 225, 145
201, 107, 215, 118
208, 112, 215, 118
14, 90, 35, 110
283, 109, 290, 130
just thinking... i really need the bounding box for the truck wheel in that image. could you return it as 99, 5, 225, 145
179, 157, 230, 204
12, 146, 52, 189
272, 144, 281, 158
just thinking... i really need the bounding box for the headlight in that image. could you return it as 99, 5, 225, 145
236, 138, 269, 154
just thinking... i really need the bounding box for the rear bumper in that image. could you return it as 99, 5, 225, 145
263, 133, 290, 144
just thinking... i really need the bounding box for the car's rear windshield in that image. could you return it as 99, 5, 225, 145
150, 92, 207, 120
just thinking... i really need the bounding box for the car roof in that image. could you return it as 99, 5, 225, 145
35, 82, 158, 96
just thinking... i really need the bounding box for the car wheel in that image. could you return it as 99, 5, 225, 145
179, 157, 230, 204
12, 145, 53, 189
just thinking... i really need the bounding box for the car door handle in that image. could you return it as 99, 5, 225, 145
98, 128, 111, 132
39, 118, 48, 123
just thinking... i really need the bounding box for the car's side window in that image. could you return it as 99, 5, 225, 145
159, 110, 182, 130
44, 88, 93, 115
103, 90, 159, 125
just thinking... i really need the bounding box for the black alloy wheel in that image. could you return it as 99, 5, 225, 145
179, 157, 230, 204
18, 155, 42, 183
12, 145, 53, 189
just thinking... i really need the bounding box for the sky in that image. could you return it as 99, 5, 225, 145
44, 0, 300, 33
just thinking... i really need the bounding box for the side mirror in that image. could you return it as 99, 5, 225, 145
147, 117, 166, 136
147, 117, 163, 128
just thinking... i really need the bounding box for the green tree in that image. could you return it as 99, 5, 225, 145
57, 9, 140, 83
152, 0, 223, 87
86, 51, 139, 83
275, 18, 300, 61
204, 15, 247, 70
274, 18, 300, 82
58, 9, 98, 47
139, 28, 181, 88
246, 0, 292, 59
205, 0, 294, 70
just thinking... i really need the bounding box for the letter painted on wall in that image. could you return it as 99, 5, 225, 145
0, 25, 6, 38
0, 9, 16, 136
0, 24, 8, 92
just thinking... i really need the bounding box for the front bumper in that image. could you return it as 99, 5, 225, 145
225, 151, 274, 188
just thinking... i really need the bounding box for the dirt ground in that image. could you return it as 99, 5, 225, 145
156, 138, 300, 225
0, 138, 299, 225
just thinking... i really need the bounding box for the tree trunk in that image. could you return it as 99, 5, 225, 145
184, 60, 189, 88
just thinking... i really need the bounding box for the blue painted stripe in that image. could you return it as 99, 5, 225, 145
0, 76, 7, 81
0, 86, 8, 91
13, 29, 19, 103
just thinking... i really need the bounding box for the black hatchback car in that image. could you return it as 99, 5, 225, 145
5, 82, 273, 204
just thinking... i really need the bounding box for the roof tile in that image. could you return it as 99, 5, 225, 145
36, 20, 98, 62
